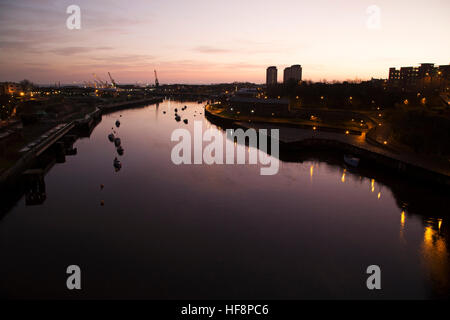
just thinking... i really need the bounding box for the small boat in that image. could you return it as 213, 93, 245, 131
183, 119, 188, 124
344, 155, 360, 167
117, 146, 124, 155
108, 133, 115, 142
174, 108, 178, 112
175, 115, 181, 122
115, 120, 121, 127
113, 157, 122, 169
114, 137, 121, 147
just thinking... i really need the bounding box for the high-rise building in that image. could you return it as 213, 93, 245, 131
266, 66, 277, 86
283, 67, 291, 83
290, 65, 302, 83
283, 65, 302, 84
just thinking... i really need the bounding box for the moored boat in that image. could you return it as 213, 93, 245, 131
344, 155, 360, 167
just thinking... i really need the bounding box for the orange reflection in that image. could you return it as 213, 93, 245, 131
421, 224, 449, 296
399, 211, 406, 244
401, 211, 405, 228
377, 192, 381, 199
341, 170, 346, 183
371, 179, 375, 192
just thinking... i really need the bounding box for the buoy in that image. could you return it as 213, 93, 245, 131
113, 157, 122, 169
183, 119, 188, 124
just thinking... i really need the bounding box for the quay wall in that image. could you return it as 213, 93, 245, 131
0, 98, 162, 192
204, 106, 450, 186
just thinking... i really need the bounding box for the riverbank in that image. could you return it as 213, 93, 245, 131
205, 104, 450, 186
0, 97, 163, 195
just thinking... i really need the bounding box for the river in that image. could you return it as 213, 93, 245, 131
0, 99, 448, 299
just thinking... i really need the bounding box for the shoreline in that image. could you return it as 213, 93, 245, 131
204, 105, 450, 186
0, 97, 163, 196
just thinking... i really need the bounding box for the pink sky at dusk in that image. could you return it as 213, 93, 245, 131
0, 0, 449, 85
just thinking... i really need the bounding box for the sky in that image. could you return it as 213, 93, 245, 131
0, 0, 449, 84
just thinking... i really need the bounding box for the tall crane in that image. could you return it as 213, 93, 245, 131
108, 72, 117, 88
93, 73, 108, 88
154, 70, 159, 88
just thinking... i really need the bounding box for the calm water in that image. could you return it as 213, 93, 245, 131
0, 100, 448, 299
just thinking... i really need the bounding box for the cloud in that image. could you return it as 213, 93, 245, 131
193, 46, 231, 54
51, 46, 114, 56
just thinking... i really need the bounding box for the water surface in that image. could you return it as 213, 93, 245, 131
0, 100, 448, 299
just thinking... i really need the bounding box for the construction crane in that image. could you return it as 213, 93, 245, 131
108, 72, 117, 88
154, 70, 159, 88
93, 73, 108, 88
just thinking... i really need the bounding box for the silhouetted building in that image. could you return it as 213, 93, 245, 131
234, 87, 258, 98
1, 82, 22, 95
290, 64, 302, 82
266, 66, 277, 86
400, 66, 419, 86
388, 63, 450, 91
283, 67, 291, 83
418, 63, 435, 78
283, 65, 302, 84
230, 88, 289, 116
229, 95, 289, 116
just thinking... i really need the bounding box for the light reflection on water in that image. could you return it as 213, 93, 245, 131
0, 99, 448, 299
421, 221, 449, 297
